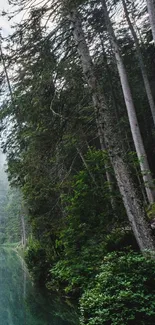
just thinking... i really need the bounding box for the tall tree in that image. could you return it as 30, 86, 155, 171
101, 0, 155, 204
66, 5, 155, 251
122, 0, 155, 126
146, 0, 155, 44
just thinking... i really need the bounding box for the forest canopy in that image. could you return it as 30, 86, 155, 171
1, 0, 155, 324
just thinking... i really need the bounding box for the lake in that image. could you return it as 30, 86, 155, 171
0, 248, 79, 325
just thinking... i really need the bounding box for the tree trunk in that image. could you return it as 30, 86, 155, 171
21, 259, 27, 299
0, 45, 14, 105
76, 145, 116, 214
101, 0, 155, 204
122, 0, 155, 126
76, 146, 98, 186
21, 214, 26, 248
104, 106, 155, 251
68, 7, 155, 251
146, 0, 155, 45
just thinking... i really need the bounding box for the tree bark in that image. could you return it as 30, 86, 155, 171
76, 146, 98, 186
21, 214, 26, 248
0, 45, 14, 105
122, 0, 155, 126
101, 0, 155, 205
146, 0, 155, 45
68, 7, 155, 251
76, 145, 117, 214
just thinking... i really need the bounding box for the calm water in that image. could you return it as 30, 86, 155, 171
0, 248, 79, 325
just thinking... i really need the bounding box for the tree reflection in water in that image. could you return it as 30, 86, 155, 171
0, 248, 79, 325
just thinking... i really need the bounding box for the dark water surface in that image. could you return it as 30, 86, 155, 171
0, 248, 79, 325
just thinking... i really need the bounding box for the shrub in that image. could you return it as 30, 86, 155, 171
25, 239, 51, 284
80, 252, 155, 325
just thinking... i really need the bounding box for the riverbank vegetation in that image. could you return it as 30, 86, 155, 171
1, 0, 155, 323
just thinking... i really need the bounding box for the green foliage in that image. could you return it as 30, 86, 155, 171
80, 252, 155, 325
47, 150, 126, 294
0, 248, 78, 325
0, 181, 27, 245
25, 239, 51, 284
0, 163, 9, 244
147, 203, 155, 220
1, 1, 155, 324
4, 188, 26, 243
49, 229, 138, 295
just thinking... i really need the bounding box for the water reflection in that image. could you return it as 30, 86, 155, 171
0, 248, 79, 325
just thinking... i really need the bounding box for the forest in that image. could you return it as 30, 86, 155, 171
1, 0, 155, 324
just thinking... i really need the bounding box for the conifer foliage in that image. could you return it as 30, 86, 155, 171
1, 0, 155, 323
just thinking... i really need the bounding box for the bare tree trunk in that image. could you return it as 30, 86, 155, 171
76, 146, 98, 186
68, 7, 155, 251
97, 135, 116, 207
21, 258, 27, 299
21, 214, 26, 248
77, 137, 117, 213
122, 0, 155, 126
0, 45, 14, 104
104, 106, 155, 251
101, 0, 155, 204
146, 0, 155, 45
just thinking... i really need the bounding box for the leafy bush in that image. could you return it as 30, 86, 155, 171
48, 230, 138, 295
47, 150, 126, 294
80, 252, 155, 325
25, 239, 51, 284
48, 240, 107, 294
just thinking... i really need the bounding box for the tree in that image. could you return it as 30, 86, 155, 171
1, 0, 155, 302
122, 0, 155, 126
146, 0, 155, 45
101, 0, 155, 204
4, 188, 27, 245
66, 5, 155, 251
